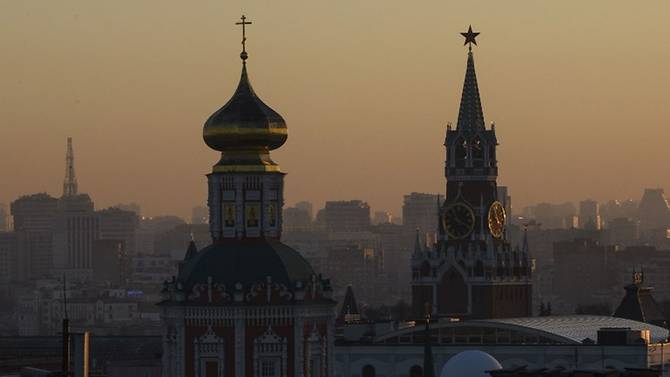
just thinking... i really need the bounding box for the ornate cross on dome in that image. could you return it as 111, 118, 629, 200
236, 15, 252, 60
461, 25, 480, 51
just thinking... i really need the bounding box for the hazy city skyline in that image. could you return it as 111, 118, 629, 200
2, 1, 670, 218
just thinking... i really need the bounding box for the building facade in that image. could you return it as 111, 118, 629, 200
11, 193, 59, 280
159, 18, 336, 377
324, 201, 371, 234
411, 28, 532, 320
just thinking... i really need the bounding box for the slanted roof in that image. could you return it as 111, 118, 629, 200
456, 51, 485, 132
183, 240, 198, 261
614, 283, 667, 328
337, 285, 362, 324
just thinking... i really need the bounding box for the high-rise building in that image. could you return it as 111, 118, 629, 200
53, 138, 99, 279
638, 188, 670, 235
295, 201, 313, 221
283, 206, 312, 232
160, 18, 335, 377
54, 194, 99, 278
606, 217, 639, 246
114, 202, 142, 217
136, 215, 186, 255
0, 232, 20, 283
11, 193, 58, 232
411, 29, 532, 319
0, 203, 8, 232
92, 239, 124, 285
324, 200, 370, 233
98, 207, 139, 256
402, 193, 444, 234
372, 211, 392, 225
11, 193, 59, 280
529, 202, 577, 229
579, 199, 601, 230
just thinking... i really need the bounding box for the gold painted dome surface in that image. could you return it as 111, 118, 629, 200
203, 64, 287, 152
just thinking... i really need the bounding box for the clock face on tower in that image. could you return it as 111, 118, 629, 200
443, 203, 476, 239
487, 201, 506, 238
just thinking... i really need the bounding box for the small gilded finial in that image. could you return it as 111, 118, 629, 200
461, 25, 480, 51
235, 15, 253, 61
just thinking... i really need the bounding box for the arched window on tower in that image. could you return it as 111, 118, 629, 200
362, 365, 376, 377
489, 145, 496, 167
455, 138, 467, 168
410, 365, 424, 377
472, 137, 484, 167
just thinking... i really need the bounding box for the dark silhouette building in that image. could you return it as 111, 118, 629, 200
614, 272, 667, 328
411, 28, 531, 319
159, 17, 335, 377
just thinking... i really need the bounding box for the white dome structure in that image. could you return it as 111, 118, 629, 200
440, 350, 502, 377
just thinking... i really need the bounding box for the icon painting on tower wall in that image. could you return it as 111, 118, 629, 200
246, 203, 260, 228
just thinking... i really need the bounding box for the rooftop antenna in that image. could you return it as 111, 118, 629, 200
63, 137, 78, 197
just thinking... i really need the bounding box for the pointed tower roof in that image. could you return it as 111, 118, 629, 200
184, 239, 198, 261
337, 285, 362, 324
614, 272, 667, 328
456, 27, 485, 132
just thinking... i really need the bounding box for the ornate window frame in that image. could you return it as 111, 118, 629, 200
305, 324, 326, 377
253, 325, 287, 377
194, 325, 225, 377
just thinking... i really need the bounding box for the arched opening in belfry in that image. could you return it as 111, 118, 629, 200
455, 138, 467, 168
472, 136, 484, 167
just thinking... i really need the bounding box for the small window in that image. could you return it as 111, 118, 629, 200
362, 365, 376, 377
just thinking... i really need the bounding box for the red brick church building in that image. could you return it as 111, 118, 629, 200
159, 17, 336, 377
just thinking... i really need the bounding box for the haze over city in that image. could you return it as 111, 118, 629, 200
2, 0, 670, 218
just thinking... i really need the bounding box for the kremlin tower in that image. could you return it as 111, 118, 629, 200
411, 27, 532, 319
160, 16, 336, 377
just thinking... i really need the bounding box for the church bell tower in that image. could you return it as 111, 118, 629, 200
411, 26, 532, 319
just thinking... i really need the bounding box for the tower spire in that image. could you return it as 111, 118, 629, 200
456, 26, 485, 132
63, 137, 78, 197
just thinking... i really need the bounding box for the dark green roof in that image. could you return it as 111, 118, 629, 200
178, 239, 315, 289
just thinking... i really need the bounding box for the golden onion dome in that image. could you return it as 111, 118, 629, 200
203, 63, 287, 153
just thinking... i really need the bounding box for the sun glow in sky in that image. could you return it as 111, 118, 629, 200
2, 0, 669, 218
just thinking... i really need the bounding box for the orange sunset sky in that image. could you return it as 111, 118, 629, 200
1, 0, 669, 218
